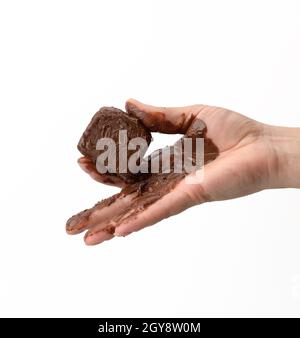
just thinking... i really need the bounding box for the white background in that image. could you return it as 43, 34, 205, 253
0, 0, 300, 317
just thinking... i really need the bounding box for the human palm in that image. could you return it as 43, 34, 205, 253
67, 99, 274, 245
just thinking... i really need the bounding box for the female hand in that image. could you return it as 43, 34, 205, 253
67, 99, 300, 245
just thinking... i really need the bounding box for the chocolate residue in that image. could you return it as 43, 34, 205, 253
125, 101, 196, 134
66, 194, 121, 234
66, 105, 219, 237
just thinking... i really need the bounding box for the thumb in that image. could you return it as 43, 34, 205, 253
125, 98, 202, 134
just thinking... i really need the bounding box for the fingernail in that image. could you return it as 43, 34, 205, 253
84, 231, 93, 240
126, 102, 144, 116
66, 221, 81, 234
114, 230, 131, 237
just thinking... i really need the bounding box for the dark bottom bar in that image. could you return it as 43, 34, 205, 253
0, 318, 298, 336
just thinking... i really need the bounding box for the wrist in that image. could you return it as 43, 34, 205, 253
263, 124, 300, 189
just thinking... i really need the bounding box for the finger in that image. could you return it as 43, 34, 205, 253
84, 226, 115, 245
82, 188, 145, 245
78, 157, 125, 187
83, 193, 138, 234
66, 191, 119, 234
78, 173, 186, 244
66, 189, 139, 235
66, 207, 92, 235
66, 191, 121, 234
125, 98, 203, 134
114, 179, 197, 236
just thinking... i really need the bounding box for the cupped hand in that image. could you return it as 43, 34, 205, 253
67, 99, 277, 245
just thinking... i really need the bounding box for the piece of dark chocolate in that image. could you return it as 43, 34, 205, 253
77, 107, 152, 183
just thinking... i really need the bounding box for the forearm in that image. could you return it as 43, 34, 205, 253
263, 124, 300, 189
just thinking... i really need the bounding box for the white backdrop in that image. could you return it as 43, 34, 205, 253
0, 0, 300, 317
